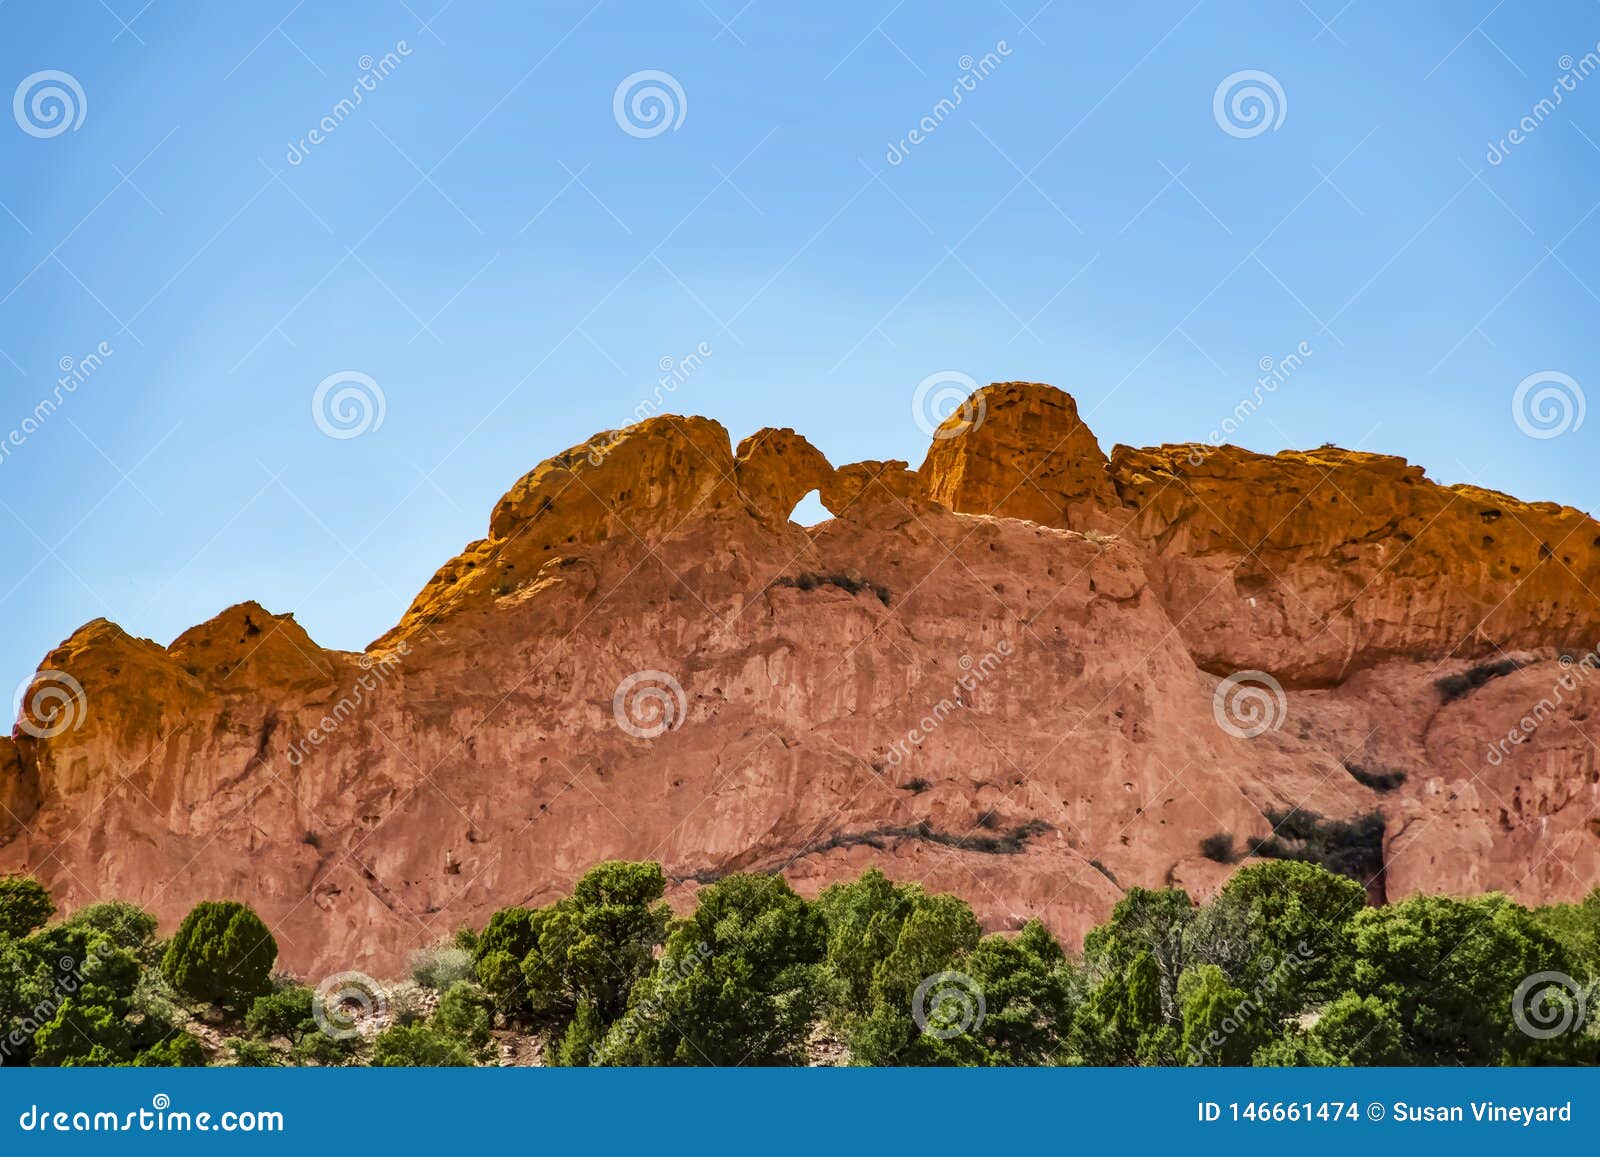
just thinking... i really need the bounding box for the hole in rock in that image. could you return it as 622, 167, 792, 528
787, 488, 830, 526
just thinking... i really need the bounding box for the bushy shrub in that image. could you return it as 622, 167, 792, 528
0, 876, 53, 939
1180, 964, 1271, 1065
473, 860, 670, 1053
598, 872, 824, 1066
433, 981, 494, 1057
554, 1001, 605, 1067
1253, 994, 1406, 1067
245, 985, 315, 1044
1249, 809, 1384, 887
1192, 859, 1364, 1009
65, 901, 159, 954
471, 906, 546, 1019
133, 1032, 206, 1067
1076, 888, 1196, 1065
814, 870, 986, 1064
922, 920, 1076, 1066
31, 999, 133, 1067
1435, 658, 1521, 703
1531, 888, 1600, 977
1342, 761, 1406, 792
224, 1038, 281, 1067
410, 943, 474, 991
371, 1024, 475, 1067
293, 1030, 357, 1066
1348, 893, 1583, 1064
161, 901, 277, 1008
10, 857, 1597, 1069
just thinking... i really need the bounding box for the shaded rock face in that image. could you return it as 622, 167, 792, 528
3, 383, 1598, 978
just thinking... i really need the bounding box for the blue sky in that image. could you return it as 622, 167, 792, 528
1, 0, 1596, 699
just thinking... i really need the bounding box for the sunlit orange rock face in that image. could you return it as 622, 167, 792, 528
1110, 444, 1600, 687
3, 382, 1598, 977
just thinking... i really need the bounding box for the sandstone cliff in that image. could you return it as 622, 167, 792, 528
4, 382, 1597, 976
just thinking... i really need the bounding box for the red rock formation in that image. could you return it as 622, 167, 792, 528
918, 382, 1120, 529
3, 385, 1597, 977
734, 428, 833, 527
1109, 443, 1600, 686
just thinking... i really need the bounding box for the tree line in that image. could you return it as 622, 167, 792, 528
3, 859, 1597, 1066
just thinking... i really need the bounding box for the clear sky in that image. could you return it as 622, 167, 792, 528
1, 1, 1596, 701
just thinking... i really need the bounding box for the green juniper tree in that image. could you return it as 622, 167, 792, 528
161, 901, 278, 1009
597, 873, 824, 1066
0, 877, 54, 939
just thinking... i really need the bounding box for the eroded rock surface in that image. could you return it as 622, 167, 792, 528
1111, 443, 1600, 685
4, 384, 1597, 977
